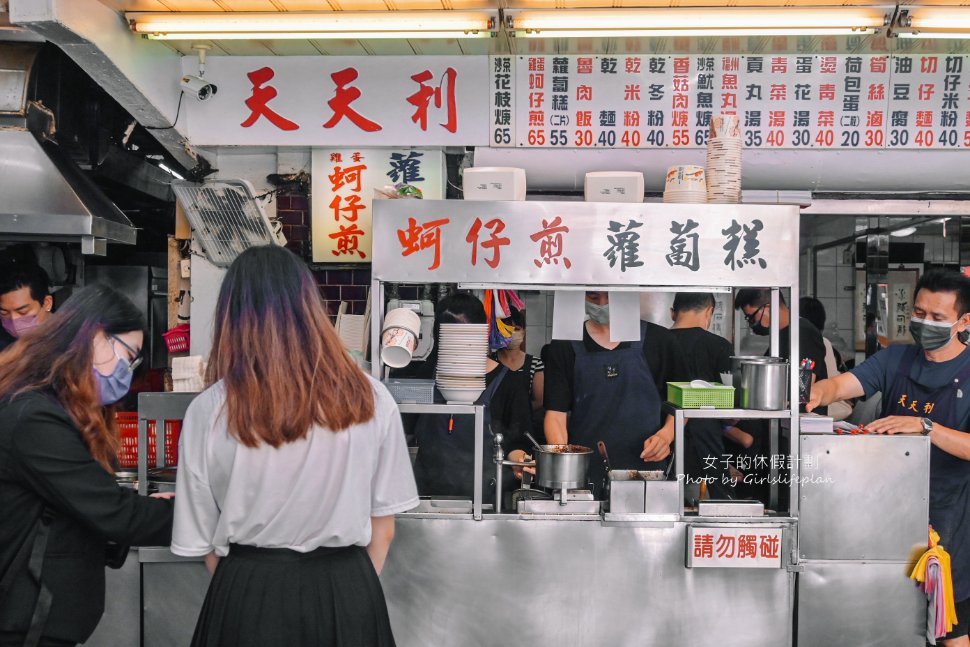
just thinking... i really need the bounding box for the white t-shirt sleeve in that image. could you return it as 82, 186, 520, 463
171, 391, 221, 557
369, 385, 419, 517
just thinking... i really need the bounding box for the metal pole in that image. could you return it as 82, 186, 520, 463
473, 405, 484, 520
675, 409, 685, 516
769, 287, 781, 510
371, 279, 384, 380
493, 433, 504, 515
789, 279, 801, 519
137, 416, 148, 496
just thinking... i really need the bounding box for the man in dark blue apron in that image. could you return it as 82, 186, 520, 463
809, 271, 970, 646
542, 292, 688, 497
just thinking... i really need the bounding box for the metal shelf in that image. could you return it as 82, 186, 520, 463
667, 406, 794, 420
397, 403, 483, 415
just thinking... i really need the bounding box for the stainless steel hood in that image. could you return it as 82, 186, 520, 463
0, 43, 137, 253
0, 129, 137, 250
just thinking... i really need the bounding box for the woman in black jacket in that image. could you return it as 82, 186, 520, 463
0, 284, 174, 647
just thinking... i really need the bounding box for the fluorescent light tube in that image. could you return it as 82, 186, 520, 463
128, 11, 495, 39
508, 7, 886, 37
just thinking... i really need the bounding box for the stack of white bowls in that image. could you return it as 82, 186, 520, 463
663, 165, 708, 204
380, 308, 422, 368
706, 114, 742, 204
436, 323, 489, 403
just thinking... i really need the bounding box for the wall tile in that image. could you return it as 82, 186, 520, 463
816, 246, 838, 267
816, 267, 838, 299
341, 286, 367, 301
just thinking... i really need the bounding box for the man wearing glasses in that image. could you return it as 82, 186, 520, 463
729, 289, 828, 503
735, 288, 828, 389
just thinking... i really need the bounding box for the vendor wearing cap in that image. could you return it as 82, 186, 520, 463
808, 270, 970, 647
542, 291, 688, 495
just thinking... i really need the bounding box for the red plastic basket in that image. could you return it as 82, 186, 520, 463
115, 411, 181, 469
163, 324, 190, 353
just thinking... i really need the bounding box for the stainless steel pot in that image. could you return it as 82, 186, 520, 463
738, 358, 789, 410
730, 355, 783, 406
534, 444, 592, 490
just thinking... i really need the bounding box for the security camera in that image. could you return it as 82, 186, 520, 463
181, 75, 217, 102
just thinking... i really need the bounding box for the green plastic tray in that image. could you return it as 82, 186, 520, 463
667, 382, 734, 409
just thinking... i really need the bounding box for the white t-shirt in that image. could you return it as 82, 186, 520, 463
171, 376, 418, 557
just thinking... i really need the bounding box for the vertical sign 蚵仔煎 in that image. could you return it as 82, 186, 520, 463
311, 149, 445, 264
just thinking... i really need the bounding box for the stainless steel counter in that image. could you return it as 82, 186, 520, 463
381, 516, 795, 647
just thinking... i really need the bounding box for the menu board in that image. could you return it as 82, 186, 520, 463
492, 54, 970, 149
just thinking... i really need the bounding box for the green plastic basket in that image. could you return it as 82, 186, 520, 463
667, 382, 735, 409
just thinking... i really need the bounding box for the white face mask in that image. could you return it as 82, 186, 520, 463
507, 329, 525, 350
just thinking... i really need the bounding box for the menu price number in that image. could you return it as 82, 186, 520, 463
889, 130, 909, 146
864, 130, 884, 147
935, 130, 961, 148
621, 130, 641, 147
494, 127, 512, 145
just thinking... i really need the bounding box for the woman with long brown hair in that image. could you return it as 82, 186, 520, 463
0, 284, 174, 647
172, 245, 417, 647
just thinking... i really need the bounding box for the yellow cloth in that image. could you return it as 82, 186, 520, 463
910, 527, 958, 634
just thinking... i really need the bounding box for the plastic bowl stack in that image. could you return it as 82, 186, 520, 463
663, 165, 708, 204
706, 114, 742, 204
436, 323, 489, 403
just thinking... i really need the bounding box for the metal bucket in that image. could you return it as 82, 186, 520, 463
730, 355, 780, 406
535, 444, 592, 490
739, 358, 789, 410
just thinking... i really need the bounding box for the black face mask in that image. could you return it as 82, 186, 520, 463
750, 321, 770, 336
745, 305, 769, 336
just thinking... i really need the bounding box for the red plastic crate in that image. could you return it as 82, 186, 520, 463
163, 324, 190, 354
115, 411, 181, 469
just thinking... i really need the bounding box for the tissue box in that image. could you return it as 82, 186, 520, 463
584, 172, 645, 203
462, 167, 526, 201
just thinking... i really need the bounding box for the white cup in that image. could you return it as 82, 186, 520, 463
381, 326, 418, 368
383, 307, 421, 336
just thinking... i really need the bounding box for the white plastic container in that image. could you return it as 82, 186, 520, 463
462, 167, 527, 201
584, 172, 645, 203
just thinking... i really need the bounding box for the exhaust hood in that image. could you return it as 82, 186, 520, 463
0, 43, 137, 253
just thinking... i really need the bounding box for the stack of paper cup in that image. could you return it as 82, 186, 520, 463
663, 165, 708, 204
706, 114, 742, 204
381, 308, 422, 368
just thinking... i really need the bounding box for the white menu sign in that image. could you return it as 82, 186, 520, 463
372, 201, 799, 287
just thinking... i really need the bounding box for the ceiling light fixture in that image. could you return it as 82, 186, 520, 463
890, 8, 970, 38
126, 11, 496, 40
506, 7, 888, 38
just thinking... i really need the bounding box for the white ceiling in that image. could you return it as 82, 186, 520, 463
93, 1, 970, 55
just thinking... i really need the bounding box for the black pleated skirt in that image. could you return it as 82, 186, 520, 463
190, 544, 396, 647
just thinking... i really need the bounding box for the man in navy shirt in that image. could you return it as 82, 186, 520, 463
809, 270, 970, 647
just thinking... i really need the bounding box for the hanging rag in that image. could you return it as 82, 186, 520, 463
911, 526, 958, 640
